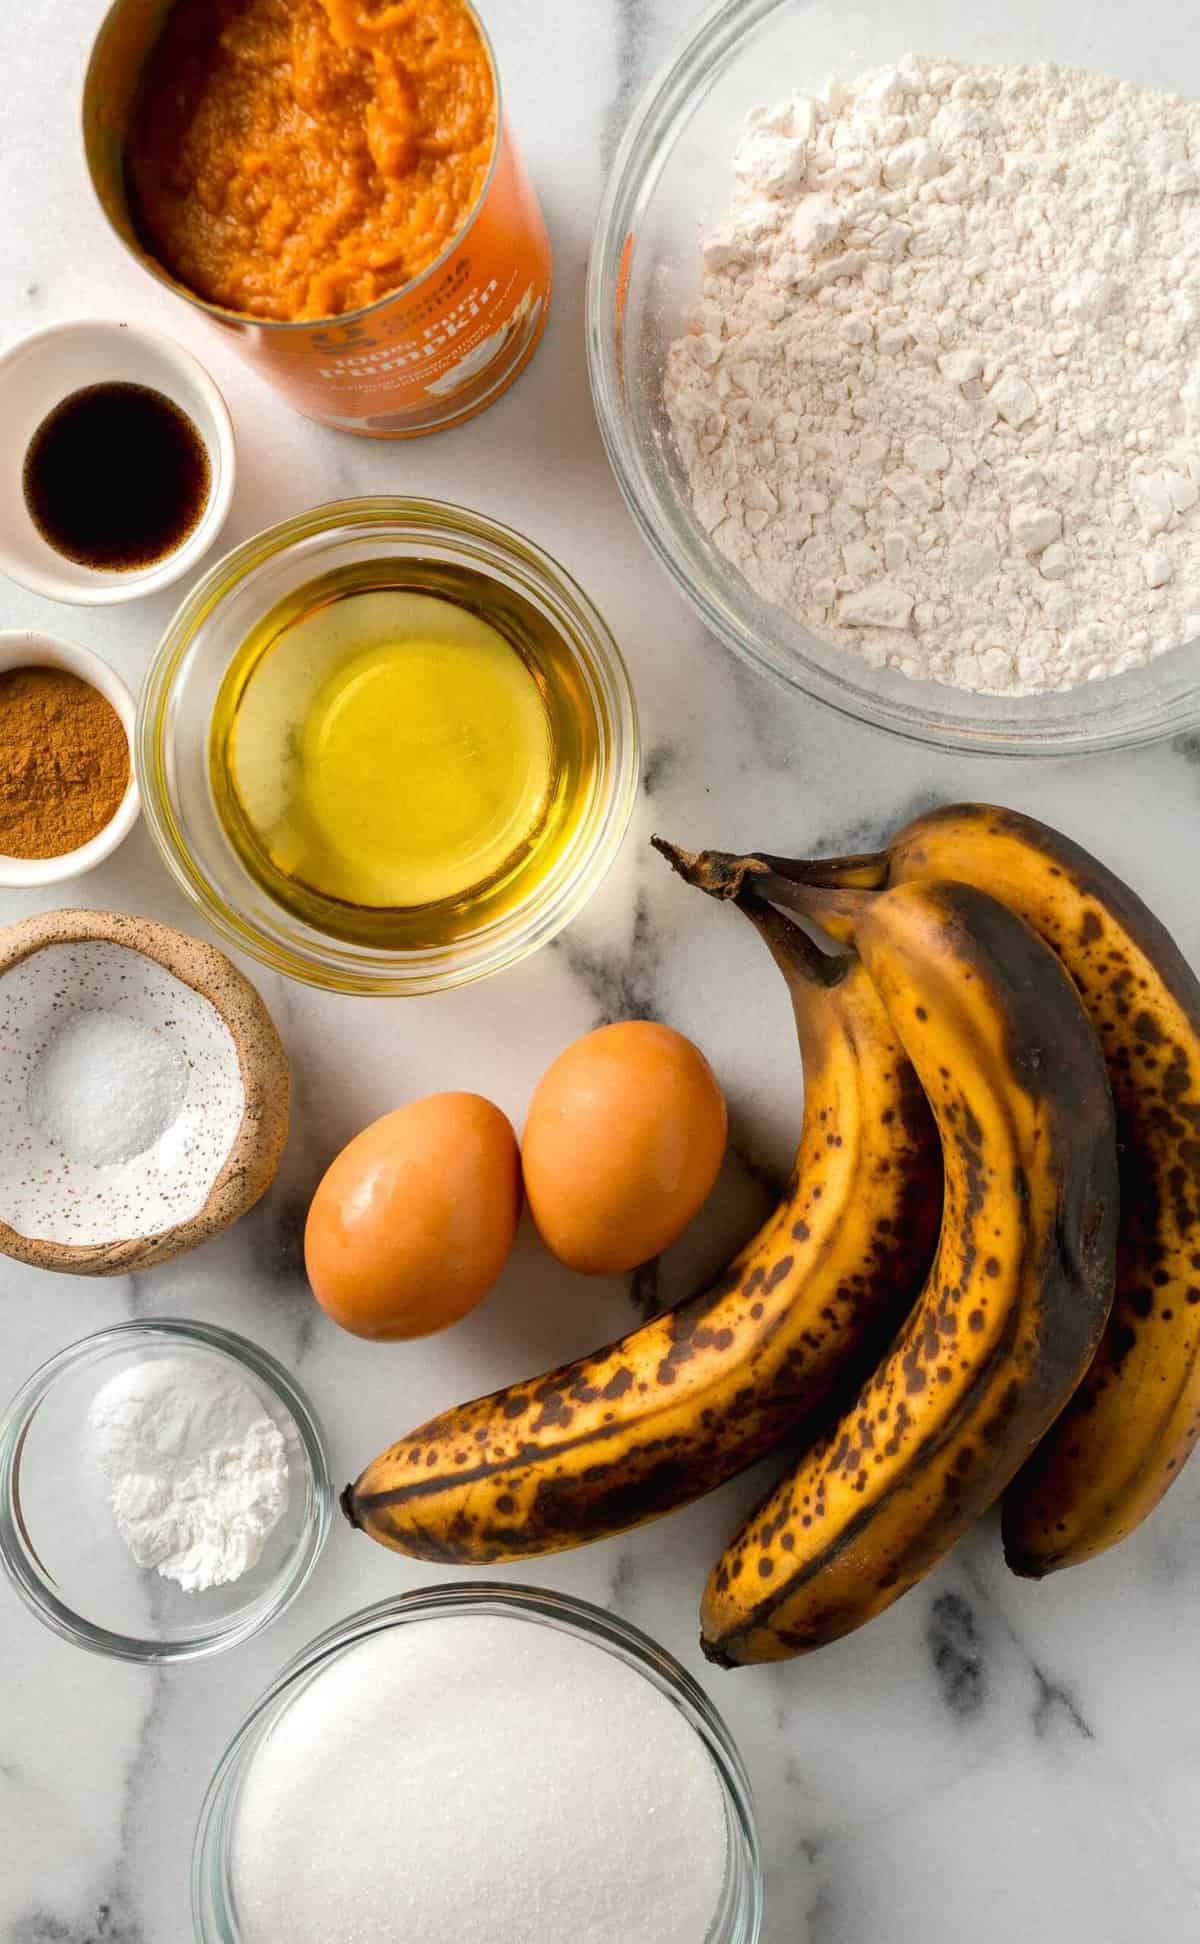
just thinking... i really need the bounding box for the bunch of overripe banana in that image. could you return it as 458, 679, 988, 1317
342, 804, 1200, 1667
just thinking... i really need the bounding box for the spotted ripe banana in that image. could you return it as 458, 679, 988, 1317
683, 874, 1117, 1664
342, 892, 940, 1563
735, 802, 1200, 1575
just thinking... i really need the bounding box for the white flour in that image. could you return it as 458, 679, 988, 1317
665, 56, 1200, 694
88, 1356, 288, 1593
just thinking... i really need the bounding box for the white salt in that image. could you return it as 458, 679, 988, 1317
231, 1615, 729, 1944
29, 1012, 188, 1165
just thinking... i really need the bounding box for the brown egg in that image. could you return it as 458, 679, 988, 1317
522, 1021, 728, 1274
304, 1092, 521, 1340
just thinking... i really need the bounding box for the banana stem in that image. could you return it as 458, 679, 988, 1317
755, 848, 890, 891
736, 886, 849, 989
651, 836, 771, 902
653, 835, 875, 948
746, 877, 872, 947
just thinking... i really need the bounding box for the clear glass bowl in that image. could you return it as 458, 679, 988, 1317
0, 1320, 331, 1662
588, 0, 1200, 755
138, 499, 639, 995
193, 1583, 764, 1944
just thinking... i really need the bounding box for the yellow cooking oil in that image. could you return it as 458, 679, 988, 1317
209, 559, 599, 946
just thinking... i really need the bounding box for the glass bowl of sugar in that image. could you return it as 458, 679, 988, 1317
0, 1319, 332, 1662
589, 0, 1200, 754
193, 1583, 764, 1944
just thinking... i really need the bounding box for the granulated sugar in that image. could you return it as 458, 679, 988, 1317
231, 1616, 728, 1944
666, 56, 1200, 695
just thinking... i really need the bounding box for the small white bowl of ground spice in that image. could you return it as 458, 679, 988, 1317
0, 630, 138, 884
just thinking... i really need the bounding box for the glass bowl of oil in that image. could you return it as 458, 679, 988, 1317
138, 499, 639, 995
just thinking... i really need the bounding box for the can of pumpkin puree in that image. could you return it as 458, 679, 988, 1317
82, 0, 552, 438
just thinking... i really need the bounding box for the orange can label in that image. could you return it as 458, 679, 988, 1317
203, 120, 552, 438
82, 0, 552, 441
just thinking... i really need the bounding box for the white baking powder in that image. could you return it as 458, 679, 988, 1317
231, 1616, 729, 1944
88, 1356, 288, 1593
665, 56, 1200, 694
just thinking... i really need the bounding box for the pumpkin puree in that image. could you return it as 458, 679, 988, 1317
126, 0, 496, 322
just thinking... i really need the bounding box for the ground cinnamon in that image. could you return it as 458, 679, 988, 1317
0, 666, 130, 858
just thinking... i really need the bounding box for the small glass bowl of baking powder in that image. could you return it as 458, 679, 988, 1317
193, 1584, 764, 1944
0, 1319, 331, 1663
589, 0, 1200, 755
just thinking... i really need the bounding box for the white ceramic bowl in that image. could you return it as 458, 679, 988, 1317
0, 630, 139, 885
0, 320, 235, 605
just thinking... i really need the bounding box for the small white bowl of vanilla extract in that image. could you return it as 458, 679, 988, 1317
138, 499, 639, 996
0, 320, 234, 605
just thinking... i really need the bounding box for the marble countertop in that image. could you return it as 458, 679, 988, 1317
4, 2, 1200, 1940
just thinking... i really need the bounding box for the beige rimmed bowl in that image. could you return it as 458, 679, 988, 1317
0, 909, 290, 1275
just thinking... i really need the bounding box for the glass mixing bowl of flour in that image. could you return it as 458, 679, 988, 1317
589, 0, 1200, 754
0, 1320, 331, 1662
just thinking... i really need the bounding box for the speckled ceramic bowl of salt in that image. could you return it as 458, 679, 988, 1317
0, 909, 290, 1274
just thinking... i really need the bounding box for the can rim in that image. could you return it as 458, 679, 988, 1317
81, 0, 507, 335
